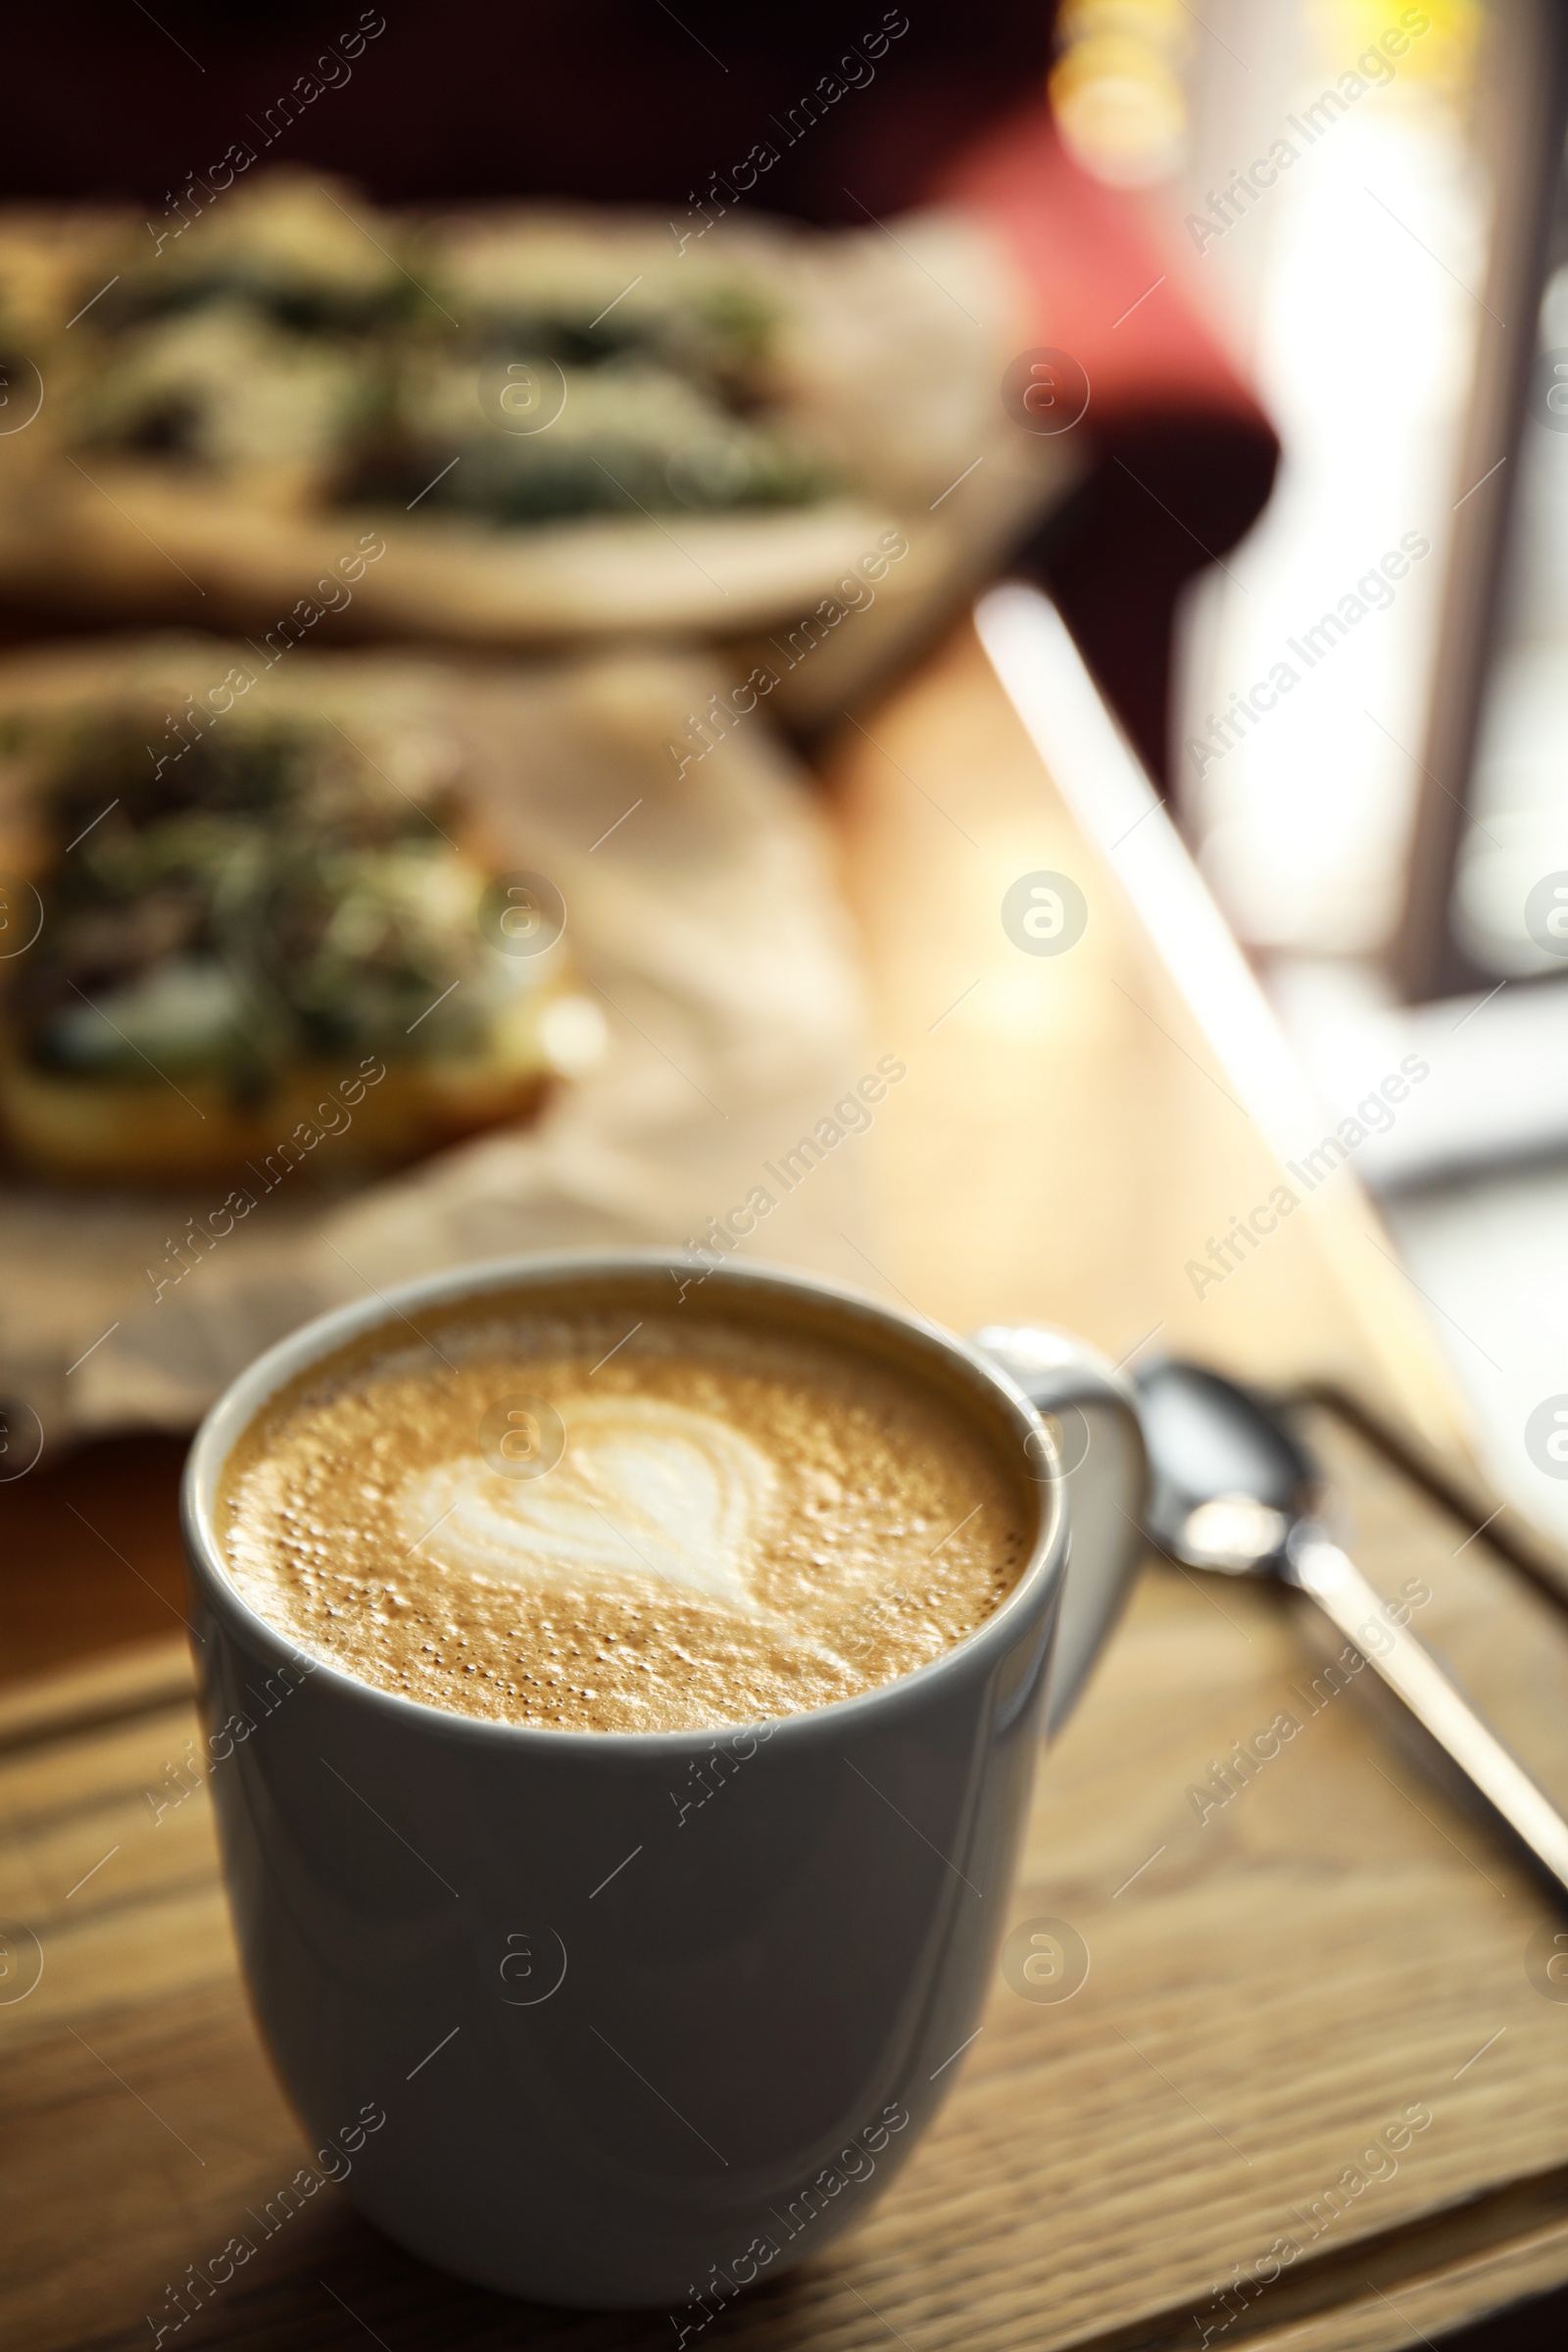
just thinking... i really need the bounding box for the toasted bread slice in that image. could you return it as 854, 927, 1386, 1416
0, 646, 605, 1186
0, 1036, 557, 1186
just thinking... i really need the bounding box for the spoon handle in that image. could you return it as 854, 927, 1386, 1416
1289, 1533, 1568, 1900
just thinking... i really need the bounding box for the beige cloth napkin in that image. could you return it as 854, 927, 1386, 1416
0, 638, 874, 1448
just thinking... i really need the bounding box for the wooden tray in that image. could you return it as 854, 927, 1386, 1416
4, 1398, 1568, 2352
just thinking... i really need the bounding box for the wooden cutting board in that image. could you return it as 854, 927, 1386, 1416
5, 612, 1567, 2351
4, 1397, 1568, 2352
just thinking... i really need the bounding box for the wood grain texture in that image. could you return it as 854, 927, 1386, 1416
0, 1433, 192, 1688
3, 1405, 1567, 2352
3, 617, 1565, 2349
827, 621, 1470, 1454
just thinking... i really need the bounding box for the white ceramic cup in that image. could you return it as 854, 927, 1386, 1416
181, 1251, 1145, 2309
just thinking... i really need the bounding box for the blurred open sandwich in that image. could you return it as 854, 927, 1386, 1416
0, 658, 599, 1183
0, 172, 1069, 668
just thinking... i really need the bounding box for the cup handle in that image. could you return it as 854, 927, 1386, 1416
972, 1327, 1149, 1738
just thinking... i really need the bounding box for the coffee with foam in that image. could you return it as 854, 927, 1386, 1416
220, 1294, 1033, 1733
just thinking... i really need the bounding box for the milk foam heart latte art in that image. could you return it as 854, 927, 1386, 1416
401, 1397, 777, 1617
220, 1295, 1033, 1732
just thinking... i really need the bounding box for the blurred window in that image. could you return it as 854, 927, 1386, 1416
1176, 0, 1488, 957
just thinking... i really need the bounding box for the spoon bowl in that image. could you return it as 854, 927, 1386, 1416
1136, 1358, 1314, 1576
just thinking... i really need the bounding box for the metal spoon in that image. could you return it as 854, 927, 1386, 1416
1134, 1357, 1568, 1904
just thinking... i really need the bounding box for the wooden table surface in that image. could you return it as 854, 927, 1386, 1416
4, 618, 1567, 2349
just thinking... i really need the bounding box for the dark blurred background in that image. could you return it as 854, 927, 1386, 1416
0, 0, 1278, 793
3, 3, 1047, 212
